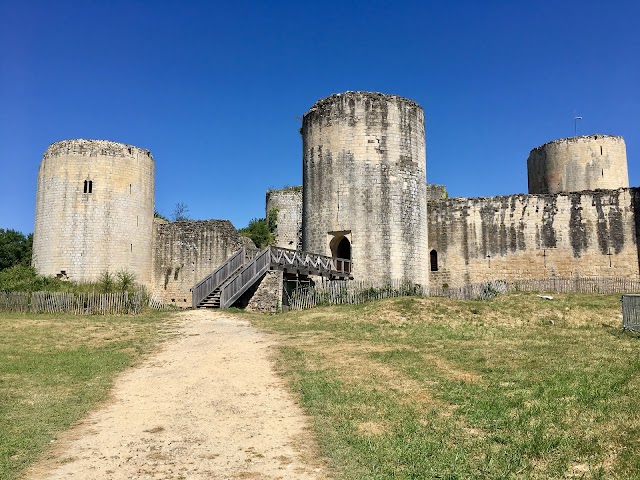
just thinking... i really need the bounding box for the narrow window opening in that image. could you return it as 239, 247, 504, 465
129, 184, 132, 194
130, 243, 133, 252
88, 181, 92, 193
602, 169, 604, 177
430, 249, 439, 272
83, 180, 88, 193
600, 146, 603, 155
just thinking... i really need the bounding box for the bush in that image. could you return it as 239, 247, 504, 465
0, 265, 64, 292
99, 271, 116, 293
116, 270, 136, 293
479, 280, 508, 300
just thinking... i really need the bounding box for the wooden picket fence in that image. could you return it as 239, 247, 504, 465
0, 292, 30, 313
287, 276, 640, 310
0, 291, 162, 314
509, 276, 640, 294
287, 279, 426, 310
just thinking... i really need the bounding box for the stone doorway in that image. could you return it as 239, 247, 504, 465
330, 234, 352, 274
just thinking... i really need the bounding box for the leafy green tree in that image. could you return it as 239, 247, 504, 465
239, 218, 273, 248
267, 207, 278, 233
238, 209, 278, 248
0, 229, 32, 270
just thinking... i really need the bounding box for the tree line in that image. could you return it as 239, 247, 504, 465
0, 229, 32, 271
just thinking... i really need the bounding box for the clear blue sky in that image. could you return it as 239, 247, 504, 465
1, 0, 638, 235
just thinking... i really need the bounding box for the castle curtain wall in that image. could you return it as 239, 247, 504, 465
151, 220, 253, 306
428, 188, 640, 288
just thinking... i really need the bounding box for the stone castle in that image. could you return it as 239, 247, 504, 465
32, 91, 638, 310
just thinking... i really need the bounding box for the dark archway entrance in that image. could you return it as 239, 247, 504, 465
336, 237, 351, 260
330, 235, 352, 274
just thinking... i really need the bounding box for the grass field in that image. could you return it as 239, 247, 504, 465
0, 310, 175, 480
250, 292, 640, 479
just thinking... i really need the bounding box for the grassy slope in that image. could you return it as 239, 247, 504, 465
0, 311, 175, 480
249, 293, 640, 479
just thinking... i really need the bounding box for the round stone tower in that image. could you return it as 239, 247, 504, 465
266, 187, 303, 250
527, 134, 628, 194
302, 91, 428, 286
33, 139, 155, 286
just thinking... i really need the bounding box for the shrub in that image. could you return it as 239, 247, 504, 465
116, 270, 136, 293
99, 271, 115, 293
479, 280, 508, 300
0, 265, 63, 292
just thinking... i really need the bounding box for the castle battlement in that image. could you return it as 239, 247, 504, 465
44, 139, 153, 160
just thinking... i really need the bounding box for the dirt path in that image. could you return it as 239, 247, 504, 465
24, 310, 329, 480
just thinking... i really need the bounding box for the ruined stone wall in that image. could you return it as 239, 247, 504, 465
428, 188, 640, 288
302, 91, 428, 286
426, 184, 448, 201
152, 219, 250, 306
528, 135, 628, 194
266, 187, 302, 250
32, 139, 154, 286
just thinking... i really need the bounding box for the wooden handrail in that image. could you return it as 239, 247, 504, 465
191, 248, 246, 307
192, 246, 353, 309
219, 247, 271, 308
268, 246, 350, 276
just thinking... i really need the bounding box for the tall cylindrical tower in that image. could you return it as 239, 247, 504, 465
266, 187, 303, 250
527, 134, 628, 194
32, 139, 155, 286
302, 91, 428, 286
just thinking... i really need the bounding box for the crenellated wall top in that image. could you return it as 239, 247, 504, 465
43, 139, 153, 160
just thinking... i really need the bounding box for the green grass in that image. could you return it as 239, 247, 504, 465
248, 292, 640, 479
0, 310, 175, 480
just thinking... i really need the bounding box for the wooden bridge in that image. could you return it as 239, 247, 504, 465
192, 246, 351, 309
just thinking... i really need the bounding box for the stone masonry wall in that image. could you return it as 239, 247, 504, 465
428, 188, 640, 288
528, 135, 628, 194
242, 270, 283, 313
32, 139, 155, 287
426, 184, 448, 201
152, 219, 251, 306
266, 187, 303, 250
302, 91, 428, 286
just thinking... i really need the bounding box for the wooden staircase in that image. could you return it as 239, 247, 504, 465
192, 246, 351, 309
198, 289, 221, 308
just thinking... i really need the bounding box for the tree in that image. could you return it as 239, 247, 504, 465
154, 209, 168, 221
172, 202, 190, 222
0, 229, 32, 271
238, 219, 273, 248
238, 208, 278, 248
